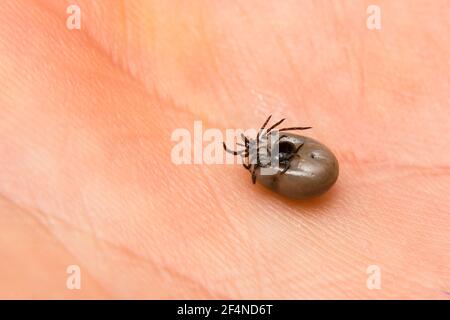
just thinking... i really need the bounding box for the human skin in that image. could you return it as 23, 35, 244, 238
0, 0, 449, 299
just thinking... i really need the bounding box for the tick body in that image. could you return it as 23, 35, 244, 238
223, 116, 339, 200
256, 133, 338, 199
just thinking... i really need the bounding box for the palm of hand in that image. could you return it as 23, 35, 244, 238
0, 1, 448, 298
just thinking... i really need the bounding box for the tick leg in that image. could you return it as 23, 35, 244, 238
279, 126, 312, 132
259, 115, 272, 132
280, 163, 290, 175
291, 142, 305, 160
294, 142, 305, 154
266, 118, 286, 134
256, 115, 272, 145
251, 165, 258, 184
240, 134, 252, 158
256, 116, 273, 164
240, 133, 250, 146
223, 142, 245, 155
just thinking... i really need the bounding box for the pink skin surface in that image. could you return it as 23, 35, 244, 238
0, 0, 449, 298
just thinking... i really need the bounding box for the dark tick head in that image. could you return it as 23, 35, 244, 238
222, 115, 312, 185
278, 141, 295, 154
278, 141, 296, 159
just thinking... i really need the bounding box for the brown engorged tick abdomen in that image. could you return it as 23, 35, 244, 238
256, 134, 339, 199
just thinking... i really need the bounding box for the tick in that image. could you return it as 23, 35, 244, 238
223, 115, 339, 199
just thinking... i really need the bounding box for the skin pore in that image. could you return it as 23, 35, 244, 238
0, 0, 449, 298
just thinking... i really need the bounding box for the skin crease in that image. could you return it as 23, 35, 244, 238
0, 0, 449, 299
